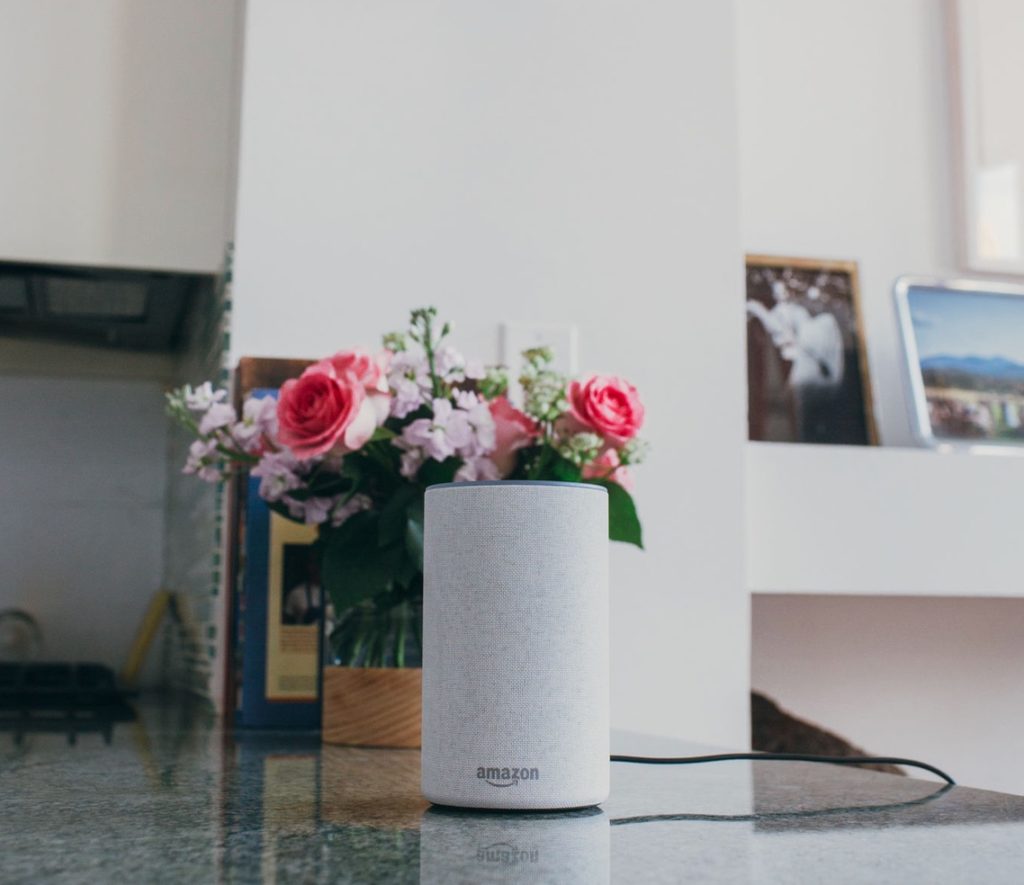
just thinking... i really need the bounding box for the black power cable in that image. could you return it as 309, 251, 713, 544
610, 752, 956, 786
609, 782, 955, 826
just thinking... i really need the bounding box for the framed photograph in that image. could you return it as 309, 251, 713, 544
895, 276, 1024, 448
746, 255, 877, 445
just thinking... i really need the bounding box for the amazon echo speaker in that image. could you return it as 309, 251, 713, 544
421, 480, 609, 810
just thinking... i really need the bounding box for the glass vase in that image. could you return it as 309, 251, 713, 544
326, 599, 422, 669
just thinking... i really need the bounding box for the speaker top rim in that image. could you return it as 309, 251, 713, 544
425, 480, 607, 494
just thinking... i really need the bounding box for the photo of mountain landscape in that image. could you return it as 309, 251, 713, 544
906, 284, 1024, 442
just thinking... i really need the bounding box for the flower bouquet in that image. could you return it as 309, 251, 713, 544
168, 308, 646, 671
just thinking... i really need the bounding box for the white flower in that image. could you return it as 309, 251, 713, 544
199, 402, 237, 435
184, 382, 228, 412
251, 451, 302, 502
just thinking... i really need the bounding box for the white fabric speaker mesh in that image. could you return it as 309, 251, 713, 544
422, 482, 609, 810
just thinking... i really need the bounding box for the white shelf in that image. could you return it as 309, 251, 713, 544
746, 441, 1024, 598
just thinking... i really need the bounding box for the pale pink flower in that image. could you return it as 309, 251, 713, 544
400, 398, 473, 462
393, 438, 425, 479
429, 345, 483, 386
451, 389, 478, 411
388, 351, 432, 418
285, 495, 334, 525
454, 456, 500, 482
453, 391, 496, 457
330, 493, 372, 528
185, 382, 227, 412
488, 396, 538, 475
199, 402, 237, 436
183, 438, 221, 483
324, 349, 392, 424
251, 450, 303, 502
233, 396, 278, 450
435, 345, 470, 383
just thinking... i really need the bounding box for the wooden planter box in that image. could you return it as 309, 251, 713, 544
321, 666, 422, 748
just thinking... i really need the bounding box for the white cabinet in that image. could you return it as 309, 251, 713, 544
747, 441, 1024, 794
0, 1, 241, 272
747, 441, 1024, 597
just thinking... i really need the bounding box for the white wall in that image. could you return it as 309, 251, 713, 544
738, 1, 1024, 796
737, 0, 956, 446
0, 372, 168, 678
753, 595, 1024, 794
231, 0, 749, 746
0, 0, 241, 272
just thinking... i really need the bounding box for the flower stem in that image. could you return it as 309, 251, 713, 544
530, 443, 553, 480
420, 312, 443, 399
395, 604, 407, 669
215, 442, 259, 464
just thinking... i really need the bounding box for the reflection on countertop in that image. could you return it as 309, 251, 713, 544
1, 697, 1023, 884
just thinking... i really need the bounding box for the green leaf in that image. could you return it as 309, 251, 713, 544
342, 447, 401, 498
267, 500, 298, 522
393, 549, 419, 590
321, 512, 407, 612
418, 456, 461, 487
387, 404, 431, 429
339, 456, 365, 486
370, 425, 396, 442
587, 480, 643, 548
378, 484, 417, 547
288, 471, 352, 501
550, 454, 583, 483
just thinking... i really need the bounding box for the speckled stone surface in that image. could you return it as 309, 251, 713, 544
1, 701, 1023, 883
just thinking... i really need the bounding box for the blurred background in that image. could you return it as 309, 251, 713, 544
1, 1, 1021, 794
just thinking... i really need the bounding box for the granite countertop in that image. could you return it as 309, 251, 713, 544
2, 699, 1023, 884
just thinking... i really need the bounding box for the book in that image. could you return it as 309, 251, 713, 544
229, 359, 321, 728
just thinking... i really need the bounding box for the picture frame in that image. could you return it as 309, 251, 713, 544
746, 255, 877, 445
894, 275, 1024, 449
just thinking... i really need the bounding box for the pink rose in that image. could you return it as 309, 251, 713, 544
582, 447, 633, 491
489, 396, 539, 476
277, 361, 377, 459
567, 375, 644, 444
325, 349, 392, 423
